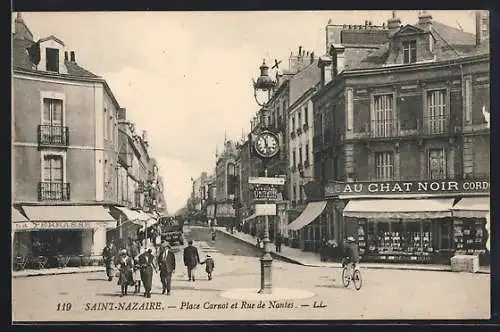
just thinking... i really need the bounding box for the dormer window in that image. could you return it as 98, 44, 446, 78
46, 47, 59, 72
403, 40, 417, 64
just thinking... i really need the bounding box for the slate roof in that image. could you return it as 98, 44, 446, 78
12, 35, 99, 78
356, 20, 486, 69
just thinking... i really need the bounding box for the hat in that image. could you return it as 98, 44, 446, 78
147, 248, 153, 253
120, 249, 127, 255
347, 236, 355, 242
206, 254, 211, 257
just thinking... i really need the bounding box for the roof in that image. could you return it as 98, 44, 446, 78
431, 21, 476, 46
12, 36, 99, 78
356, 20, 486, 69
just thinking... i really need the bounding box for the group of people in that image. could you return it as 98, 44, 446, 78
102, 239, 215, 297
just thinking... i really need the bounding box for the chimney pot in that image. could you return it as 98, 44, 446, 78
70, 51, 75, 62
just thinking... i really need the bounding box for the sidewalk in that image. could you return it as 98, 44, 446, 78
12, 266, 105, 278
217, 228, 491, 274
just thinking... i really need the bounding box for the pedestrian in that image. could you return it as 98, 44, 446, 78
116, 249, 134, 297
211, 227, 217, 241
102, 242, 114, 281
157, 240, 176, 295
275, 232, 282, 253
138, 248, 157, 298
200, 254, 215, 280
132, 252, 142, 294
183, 239, 200, 282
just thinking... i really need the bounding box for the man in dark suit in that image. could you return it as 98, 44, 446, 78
157, 241, 176, 295
138, 248, 157, 298
183, 240, 200, 281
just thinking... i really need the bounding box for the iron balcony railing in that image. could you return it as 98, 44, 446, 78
38, 125, 69, 147
370, 120, 400, 138
38, 182, 70, 201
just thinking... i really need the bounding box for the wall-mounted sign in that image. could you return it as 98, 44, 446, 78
325, 179, 490, 197
13, 221, 116, 232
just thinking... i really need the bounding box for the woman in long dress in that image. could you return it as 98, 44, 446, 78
132, 255, 141, 294
116, 249, 134, 297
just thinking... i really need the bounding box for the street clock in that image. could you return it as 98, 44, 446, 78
254, 130, 279, 159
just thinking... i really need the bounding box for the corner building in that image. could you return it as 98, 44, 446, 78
313, 12, 490, 264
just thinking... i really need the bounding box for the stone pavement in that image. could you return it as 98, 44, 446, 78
216, 227, 491, 274
13, 266, 105, 278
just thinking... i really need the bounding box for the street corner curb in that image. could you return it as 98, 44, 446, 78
12, 268, 105, 278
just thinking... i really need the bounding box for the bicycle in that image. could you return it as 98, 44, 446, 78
341, 258, 362, 290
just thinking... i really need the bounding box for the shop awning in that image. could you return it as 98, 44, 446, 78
243, 213, 257, 223
288, 201, 327, 231
114, 207, 143, 226
343, 198, 455, 219
17, 205, 116, 231
452, 197, 490, 218
12, 207, 28, 222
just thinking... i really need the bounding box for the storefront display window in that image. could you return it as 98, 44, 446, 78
454, 219, 486, 255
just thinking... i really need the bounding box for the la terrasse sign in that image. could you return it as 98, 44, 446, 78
13, 221, 115, 231
324, 179, 490, 197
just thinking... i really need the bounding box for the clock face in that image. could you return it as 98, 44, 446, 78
254, 131, 279, 158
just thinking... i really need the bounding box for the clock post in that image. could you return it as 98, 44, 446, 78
251, 58, 281, 294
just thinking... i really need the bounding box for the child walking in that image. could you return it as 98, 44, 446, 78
200, 254, 215, 280
132, 255, 142, 294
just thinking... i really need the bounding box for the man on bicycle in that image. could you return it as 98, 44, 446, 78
342, 236, 359, 269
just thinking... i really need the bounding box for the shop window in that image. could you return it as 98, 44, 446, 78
375, 151, 394, 180
422, 221, 433, 254
428, 148, 447, 180
405, 222, 422, 255
454, 219, 487, 255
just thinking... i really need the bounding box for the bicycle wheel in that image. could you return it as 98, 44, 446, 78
353, 269, 362, 290
341, 267, 350, 287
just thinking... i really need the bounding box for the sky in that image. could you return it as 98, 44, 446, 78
12, 10, 477, 214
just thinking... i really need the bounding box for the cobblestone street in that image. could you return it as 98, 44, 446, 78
12, 227, 490, 321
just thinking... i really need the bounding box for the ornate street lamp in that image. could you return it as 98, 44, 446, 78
251, 59, 279, 294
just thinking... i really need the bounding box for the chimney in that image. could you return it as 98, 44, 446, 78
14, 12, 34, 41
70, 51, 76, 62
142, 130, 148, 143
387, 10, 401, 31
475, 10, 489, 45
418, 10, 433, 31
64, 51, 68, 61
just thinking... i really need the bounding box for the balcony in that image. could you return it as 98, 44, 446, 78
38, 125, 69, 148
38, 182, 70, 201
297, 127, 303, 136
303, 123, 309, 132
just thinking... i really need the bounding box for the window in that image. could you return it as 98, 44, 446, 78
375, 151, 394, 180
43, 155, 63, 183
346, 89, 353, 131
403, 40, 417, 64
373, 94, 394, 137
282, 100, 287, 113
299, 147, 303, 165
305, 144, 309, 164
292, 149, 296, 168
104, 108, 108, 139
465, 79, 472, 123
46, 48, 59, 72
293, 186, 297, 204
291, 116, 296, 134
428, 148, 447, 180
427, 90, 447, 134
304, 106, 309, 125
43, 98, 63, 125
108, 116, 113, 142
298, 111, 302, 128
